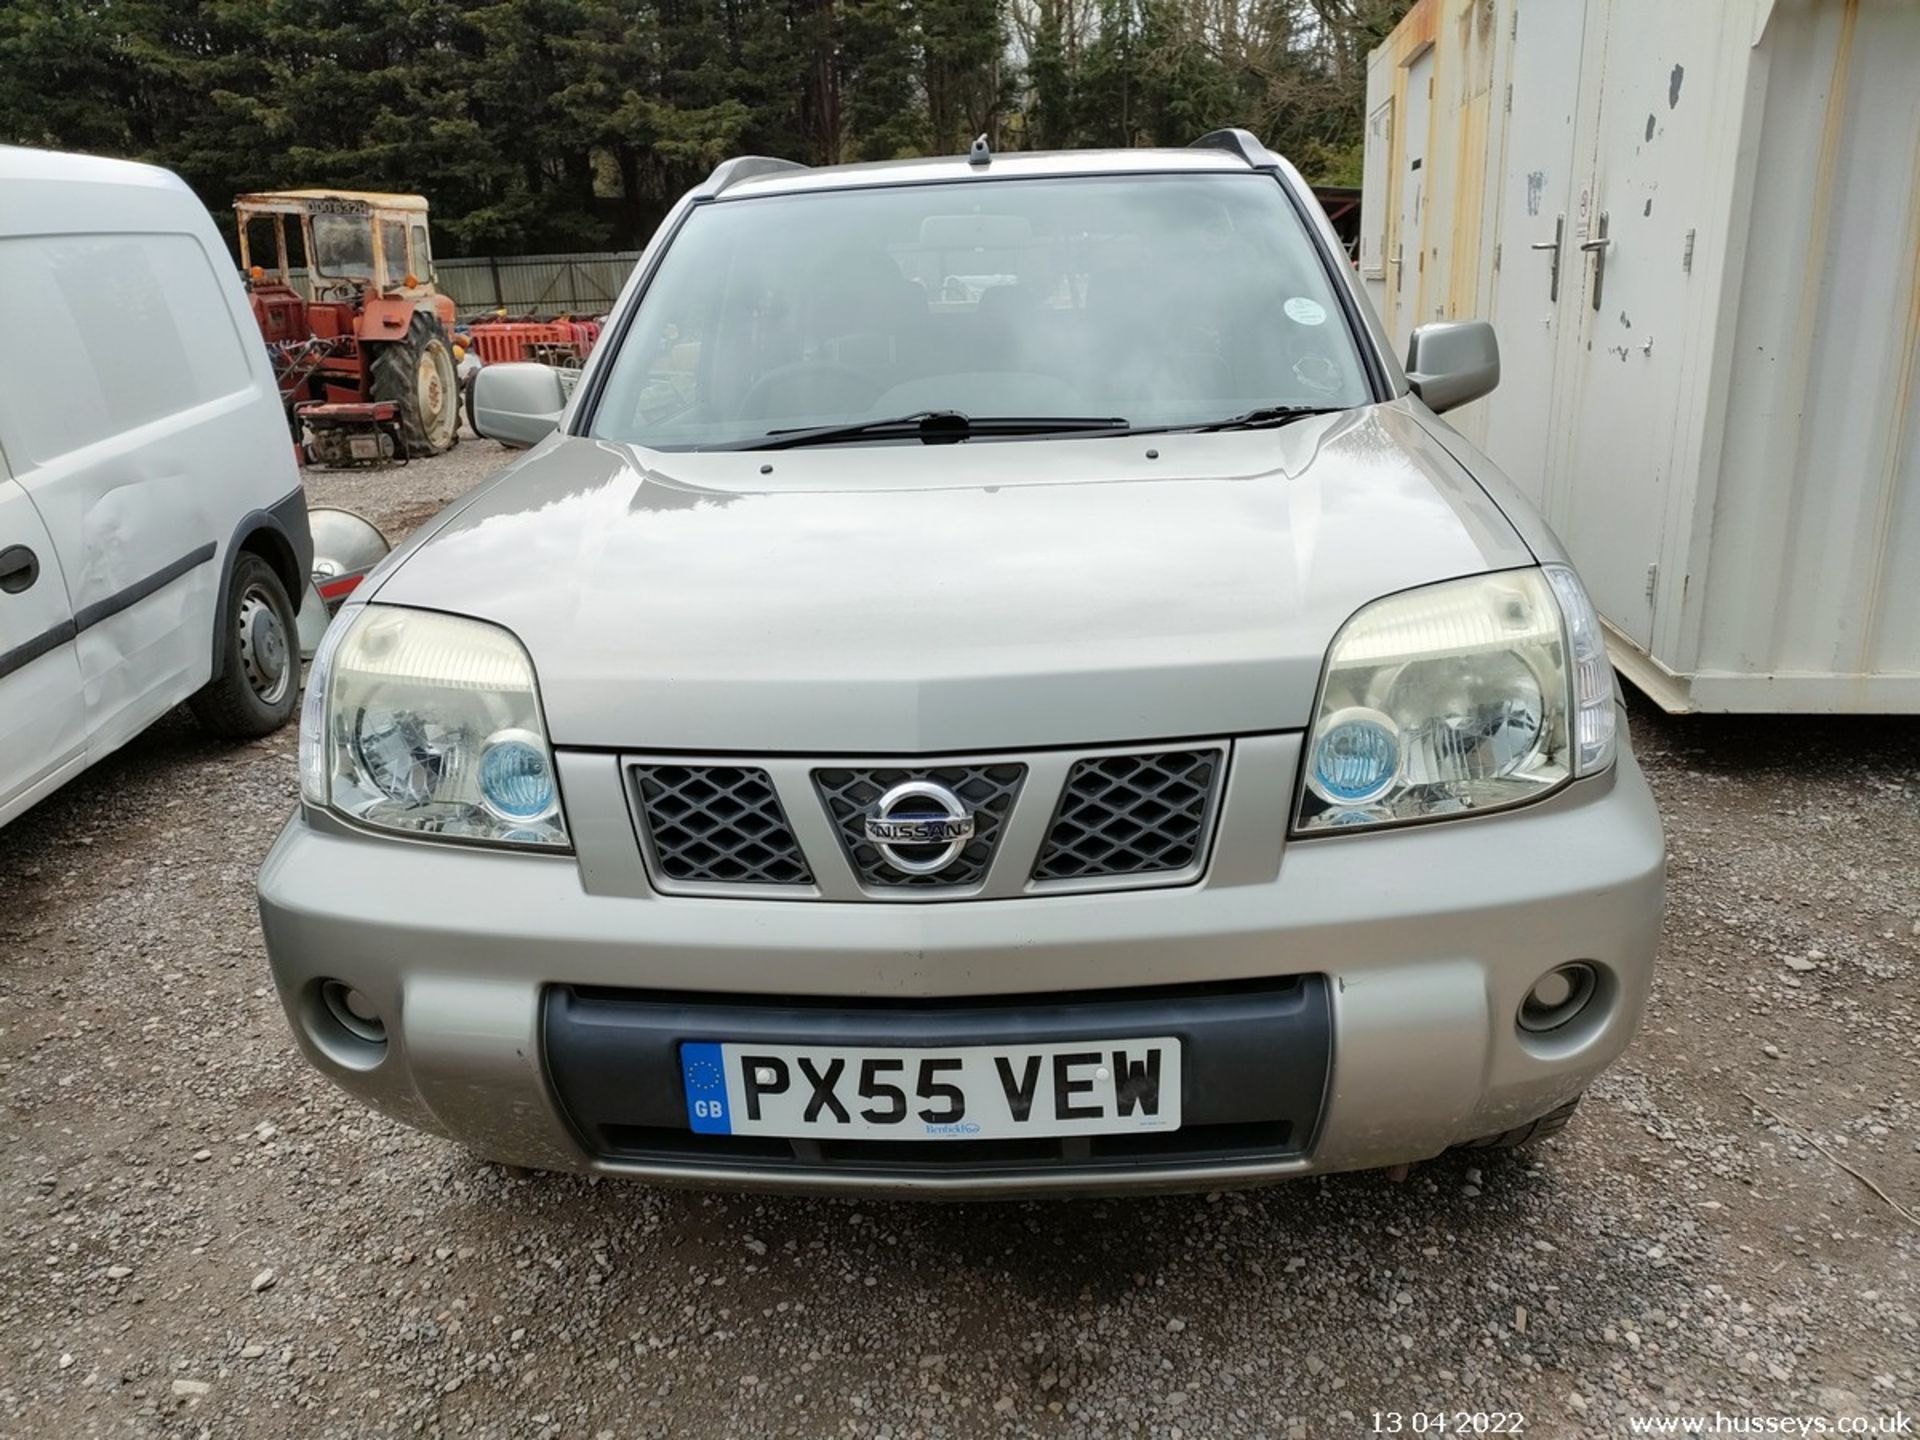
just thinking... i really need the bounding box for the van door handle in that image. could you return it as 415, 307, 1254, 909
0, 544, 40, 595
1529, 214, 1565, 302
1580, 212, 1612, 311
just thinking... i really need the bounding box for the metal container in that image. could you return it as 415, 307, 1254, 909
1364, 0, 1920, 713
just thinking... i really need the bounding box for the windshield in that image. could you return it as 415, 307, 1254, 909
589, 174, 1373, 449
312, 211, 375, 279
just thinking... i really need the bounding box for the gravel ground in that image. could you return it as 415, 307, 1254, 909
300, 425, 517, 545
1, 439, 1915, 1438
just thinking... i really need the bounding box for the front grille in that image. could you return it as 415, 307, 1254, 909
632, 765, 811, 886
1032, 748, 1223, 882
813, 763, 1026, 888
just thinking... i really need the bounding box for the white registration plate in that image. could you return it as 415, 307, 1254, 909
680, 1038, 1181, 1141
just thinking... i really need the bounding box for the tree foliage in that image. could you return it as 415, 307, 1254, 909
0, 0, 1411, 255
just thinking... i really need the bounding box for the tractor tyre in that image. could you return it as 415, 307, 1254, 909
369, 312, 460, 457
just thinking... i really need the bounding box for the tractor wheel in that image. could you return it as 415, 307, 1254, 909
369, 312, 460, 457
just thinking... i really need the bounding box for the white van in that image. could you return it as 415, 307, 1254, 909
0, 146, 311, 828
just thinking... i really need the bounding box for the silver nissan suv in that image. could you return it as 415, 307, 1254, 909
258, 132, 1665, 1196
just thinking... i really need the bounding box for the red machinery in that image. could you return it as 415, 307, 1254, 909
237, 189, 462, 464
294, 400, 406, 467
464, 316, 602, 367
457, 316, 602, 437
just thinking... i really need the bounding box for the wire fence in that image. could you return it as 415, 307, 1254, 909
284, 250, 642, 318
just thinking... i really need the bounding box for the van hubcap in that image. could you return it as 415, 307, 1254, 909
238, 586, 290, 705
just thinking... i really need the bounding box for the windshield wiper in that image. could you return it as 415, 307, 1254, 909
728, 410, 1131, 451
1187, 404, 1350, 433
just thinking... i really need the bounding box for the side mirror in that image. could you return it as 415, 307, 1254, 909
1405, 320, 1500, 414
472, 362, 568, 448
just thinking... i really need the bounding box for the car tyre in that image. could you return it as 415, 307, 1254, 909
190, 552, 301, 739
462, 368, 480, 440
1457, 1095, 1582, 1150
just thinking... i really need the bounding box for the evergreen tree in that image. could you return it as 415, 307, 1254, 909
0, 0, 1415, 254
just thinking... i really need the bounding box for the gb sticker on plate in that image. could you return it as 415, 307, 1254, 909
682, 1042, 733, 1134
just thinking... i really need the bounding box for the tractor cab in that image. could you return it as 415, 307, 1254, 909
237, 189, 440, 306
236, 189, 460, 460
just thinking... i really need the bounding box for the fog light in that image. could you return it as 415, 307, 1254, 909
320, 979, 386, 1044
1518, 963, 1596, 1033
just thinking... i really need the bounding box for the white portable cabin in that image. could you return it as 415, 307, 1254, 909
1361, 0, 1920, 713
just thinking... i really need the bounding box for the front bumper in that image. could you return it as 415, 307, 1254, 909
257, 730, 1665, 1196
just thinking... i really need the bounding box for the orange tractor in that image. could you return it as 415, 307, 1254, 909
237, 189, 461, 464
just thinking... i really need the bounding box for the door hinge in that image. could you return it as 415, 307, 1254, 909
1682, 227, 1696, 274
1644, 563, 1659, 602
1494, 241, 1502, 271
1511, 9, 1519, 40
1504, 82, 1512, 113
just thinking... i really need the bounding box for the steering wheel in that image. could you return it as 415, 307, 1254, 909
736, 360, 883, 424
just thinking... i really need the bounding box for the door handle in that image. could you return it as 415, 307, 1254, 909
0, 544, 40, 595
1580, 212, 1612, 311
1390, 243, 1404, 292
1529, 214, 1565, 303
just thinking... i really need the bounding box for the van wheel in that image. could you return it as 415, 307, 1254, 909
190, 553, 301, 738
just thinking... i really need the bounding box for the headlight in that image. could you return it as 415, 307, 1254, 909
1295, 566, 1614, 834
299, 605, 569, 849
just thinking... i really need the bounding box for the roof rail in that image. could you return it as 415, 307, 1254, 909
1189, 129, 1271, 168
701, 155, 809, 197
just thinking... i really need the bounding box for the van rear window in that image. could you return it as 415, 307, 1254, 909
0, 232, 255, 467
